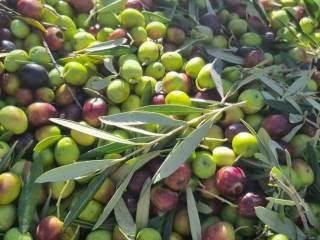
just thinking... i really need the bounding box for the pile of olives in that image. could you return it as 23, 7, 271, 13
0, 0, 319, 240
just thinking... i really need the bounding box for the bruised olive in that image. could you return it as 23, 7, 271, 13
18, 63, 49, 89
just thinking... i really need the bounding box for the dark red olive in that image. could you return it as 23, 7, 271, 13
261, 114, 292, 139
245, 50, 264, 67
128, 170, 150, 195
125, 0, 143, 10
44, 27, 65, 51
17, 0, 43, 20
215, 166, 247, 197
123, 192, 137, 213
152, 95, 165, 105
60, 104, 82, 121
238, 192, 266, 217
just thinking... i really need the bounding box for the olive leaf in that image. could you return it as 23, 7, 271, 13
255, 207, 306, 240
100, 111, 186, 127
187, 187, 202, 240
64, 169, 112, 228
50, 118, 140, 145
0, 141, 17, 173
153, 119, 214, 183
138, 105, 209, 116
33, 135, 62, 153
210, 59, 224, 99
94, 151, 161, 229
36, 159, 122, 183
141, 81, 152, 107
103, 57, 118, 75
18, 160, 43, 233
204, 46, 244, 65
136, 178, 152, 231
114, 198, 137, 237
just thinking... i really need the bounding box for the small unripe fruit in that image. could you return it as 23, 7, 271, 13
146, 21, 166, 40
54, 137, 80, 166
238, 89, 264, 114
203, 222, 235, 240
136, 228, 162, 240
174, 209, 190, 236
192, 151, 217, 179
165, 90, 191, 106
167, 27, 186, 45
232, 132, 258, 158
0, 106, 28, 134
212, 146, 236, 167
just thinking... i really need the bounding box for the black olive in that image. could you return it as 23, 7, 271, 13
200, 13, 223, 35
18, 63, 49, 89
0, 40, 16, 52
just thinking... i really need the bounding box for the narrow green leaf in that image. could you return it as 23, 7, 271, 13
306, 144, 320, 193
282, 123, 304, 143
204, 46, 244, 65
255, 207, 306, 240
141, 81, 152, 106
50, 118, 140, 145
18, 160, 43, 233
94, 151, 161, 229
142, 11, 170, 24
210, 59, 224, 99
116, 125, 164, 136
305, 97, 320, 111
94, 171, 133, 230
80, 141, 138, 159
285, 71, 310, 97
36, 159, 122, 183
138, 105, 208, 115
265, 100, 299, 114
77, 38, 127, 54
114, 198, 136, 237
100, 111, 186, 126
0, 141, 17, 172
197, 201, 213, 214
175, 38, 204, 53
303, 0, 320, 19
186, 187, 202, 240
86, 76, 113, 92
97, 0, 129, 14
64, 169, 111, 228
153, 119, 213, 183
136, 178, 151, 231
259, 75, 284, 95
14, 140, 33, 163
163, 210, 176, 240
33, 135, 62, 153
103, 57, 118, 75
40, 190, 52, 219
265, 198, 295, 206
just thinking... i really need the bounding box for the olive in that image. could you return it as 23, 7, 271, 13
0, 40, 16, 52
18, 63, 49, 89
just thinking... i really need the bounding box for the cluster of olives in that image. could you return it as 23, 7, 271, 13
0, 0, 319, 240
